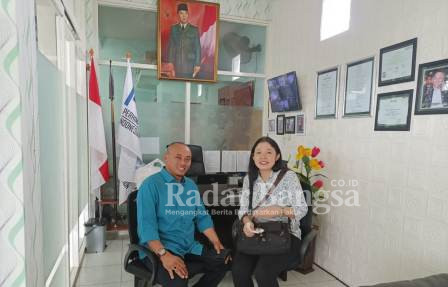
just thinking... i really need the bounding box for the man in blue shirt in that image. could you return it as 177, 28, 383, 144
137, 142, 228, 287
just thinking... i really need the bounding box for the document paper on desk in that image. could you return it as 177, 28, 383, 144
221, 151, 237, 172
203, 150, 221, 173
236, 151, 250, 172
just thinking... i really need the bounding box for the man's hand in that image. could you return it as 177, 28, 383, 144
211, 240, 232, 264
160, 252, 188, 279
192, 66, 200, 78
203, 227, 231, 263
212, 240, 224, 255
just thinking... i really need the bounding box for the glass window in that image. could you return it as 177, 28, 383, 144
190, 75, 263, 150
99, 6, 157, 64
320, 0, 351, 41
36, 0, 59, 65
98, 5, 265, 157
98, 65, 185, 163
37, 51, 66, 279
98, 6, 267, 74
218, 21, 266, 74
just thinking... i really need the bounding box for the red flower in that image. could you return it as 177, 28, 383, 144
311, 147, 320, 157
318, 160, 325, 168
313, 180, 323, 189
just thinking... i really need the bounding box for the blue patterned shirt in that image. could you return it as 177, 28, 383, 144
137, 168, 213, 258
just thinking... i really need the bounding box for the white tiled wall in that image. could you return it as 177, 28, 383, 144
267, 0, 448, 286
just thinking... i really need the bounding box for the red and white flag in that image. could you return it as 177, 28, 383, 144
88, 56, 109, 197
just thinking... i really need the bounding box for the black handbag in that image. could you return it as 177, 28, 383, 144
234, 168, 291, 255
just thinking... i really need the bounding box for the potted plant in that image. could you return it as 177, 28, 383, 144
290, 145, 326, 200
290, 145, 326, 274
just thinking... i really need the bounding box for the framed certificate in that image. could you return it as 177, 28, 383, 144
316, 67, 338, 118
344, 57, 374, 116
285, 116, 296, 134
374, 90, 413, 131
378, 38, 417, 86
296, 114, 305, 135
414, 58, 448, 115
276, 115, 285, 135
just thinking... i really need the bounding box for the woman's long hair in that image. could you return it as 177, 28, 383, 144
248, 137, 284, 193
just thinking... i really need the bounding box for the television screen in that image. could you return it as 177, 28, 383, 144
268, 71, 301, 112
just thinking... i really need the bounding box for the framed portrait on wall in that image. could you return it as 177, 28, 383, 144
374, 90, 413, 131
378, 38, 417, 86
276, 115, 285, 135
158, 0, 219, 82
414, 59, 448, 115
285, 116, 296, 134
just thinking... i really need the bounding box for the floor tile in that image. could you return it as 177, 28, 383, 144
121, 267, 134, 283
104, 240, 123, 253
294, 268, 335, 283
305, 280, 346, 287
79, 283, 121, 287
83, 252, 122, 267
120, 281, 135, 287
77, 265, 122, 286
218, 271, 233, 287
278, 272, 304, 286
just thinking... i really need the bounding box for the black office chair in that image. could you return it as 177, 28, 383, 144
186, 144, 206, 177
279, 184, 318, 281
123, 190, 208, 287
123, 190, 157, 287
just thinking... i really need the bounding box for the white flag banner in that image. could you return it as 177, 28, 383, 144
118, 59, 142, 204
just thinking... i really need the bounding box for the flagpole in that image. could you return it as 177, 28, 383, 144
109, 59, 119, 228
87, 49, 92, 219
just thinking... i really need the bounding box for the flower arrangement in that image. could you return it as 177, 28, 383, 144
291, 145, 326, 195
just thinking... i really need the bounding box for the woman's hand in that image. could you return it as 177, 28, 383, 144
253, 205, 284, 218
243, 221, 256, 237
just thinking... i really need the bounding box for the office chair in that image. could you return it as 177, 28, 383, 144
123, 191, 156, 287
123, 190, 207, 287
279, 184, 318, 281
186, 144, 206, 177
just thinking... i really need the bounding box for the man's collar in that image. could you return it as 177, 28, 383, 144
161, 167, 185, 183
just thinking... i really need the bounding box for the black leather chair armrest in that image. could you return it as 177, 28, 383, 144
299, 229, 318, 263
123, 243, 158, 284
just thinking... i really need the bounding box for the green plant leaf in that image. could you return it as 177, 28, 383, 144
310, 173, 328, 178
297, 173, 308, 183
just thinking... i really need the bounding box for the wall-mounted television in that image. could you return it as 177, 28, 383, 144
268, 71, 301, 112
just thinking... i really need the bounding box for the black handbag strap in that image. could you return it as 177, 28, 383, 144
246, 168, 288, 217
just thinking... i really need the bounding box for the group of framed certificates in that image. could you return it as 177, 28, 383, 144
315, 37, 448, 131
268, 114, 305, 136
